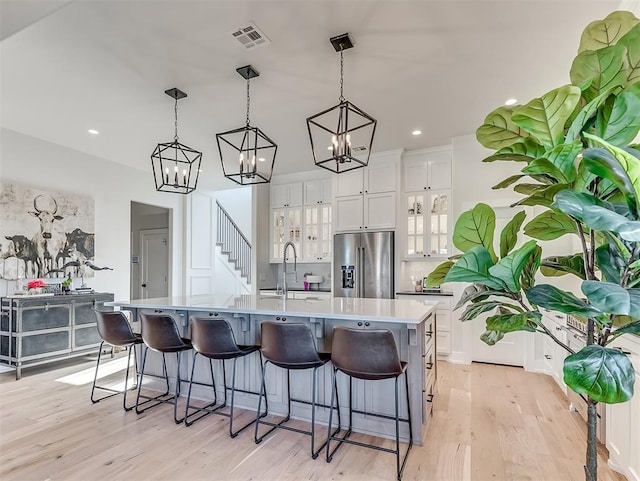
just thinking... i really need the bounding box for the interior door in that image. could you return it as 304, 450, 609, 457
140, 229, 169, 299
471, 206, 528, 366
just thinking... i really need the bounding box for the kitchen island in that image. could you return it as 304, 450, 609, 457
108, 295, 437, 443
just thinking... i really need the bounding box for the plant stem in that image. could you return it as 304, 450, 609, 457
585, 398, 598, 481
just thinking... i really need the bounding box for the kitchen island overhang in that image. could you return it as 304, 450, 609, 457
107, 295, 437, 444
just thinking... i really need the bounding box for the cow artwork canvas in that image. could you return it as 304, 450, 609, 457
0, 183, 101, 280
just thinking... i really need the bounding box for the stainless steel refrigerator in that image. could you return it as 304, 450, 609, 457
333, 231, 394, 299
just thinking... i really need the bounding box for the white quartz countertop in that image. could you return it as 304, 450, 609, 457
107, 295, 436, 325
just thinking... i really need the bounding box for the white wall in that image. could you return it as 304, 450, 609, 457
0, 128, 185, 300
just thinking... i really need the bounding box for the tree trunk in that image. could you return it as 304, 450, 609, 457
585, 398, 598, 481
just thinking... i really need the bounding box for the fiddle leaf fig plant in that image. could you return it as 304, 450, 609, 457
426, 11, 640, 481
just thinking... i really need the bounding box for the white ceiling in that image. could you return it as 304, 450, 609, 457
0, 0, 633, 190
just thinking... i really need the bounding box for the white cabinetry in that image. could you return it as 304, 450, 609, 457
396, 294, 451, 356
402, 147, 452, 259
302, 203, 332, 262
606, 337, 640, 481
334, 160, 397, 232
304, 178, 332, 205
270, 207, 302, 263
540, 309, 568, 394
271, 182, 303, 208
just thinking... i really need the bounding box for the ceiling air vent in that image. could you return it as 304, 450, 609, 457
352, 145, 368, 152
231, 21, 271, 50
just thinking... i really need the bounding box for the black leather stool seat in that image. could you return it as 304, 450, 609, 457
254, 321, 340, 459
135, 313, 193, 423
184, 316, 267, 437
326, 326, 413, 481
91, 310, 143, 411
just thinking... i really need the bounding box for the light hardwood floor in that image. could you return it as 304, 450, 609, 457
0, 356, 627, 481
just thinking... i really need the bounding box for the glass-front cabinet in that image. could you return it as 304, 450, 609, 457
405, 189, 450, 258
271, 207, 302, 262
302, 205, 332, 262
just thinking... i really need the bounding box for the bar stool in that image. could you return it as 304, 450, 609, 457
91, 310, 143, 411
326, 326, 413, 481
135, 313, 192, 423
254, 321, 340, 459
184, 316, 268, 437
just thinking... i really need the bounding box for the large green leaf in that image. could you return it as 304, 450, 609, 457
444, 246, 505, 290
596, 84, 640, 146
492, 175, 525, 190
612, 321, 640, 337
618, 24, 640, 84
523, 210, 578, 240
540, 254, 586, 279
564, 345, 635, 403
578, 11, 639, 53
582, 146, 639, 214
489, 240, 538, 292
512, 184, 569, 208
452, 203, 497, 260
476, 106, 529, 150
582, 280, 640, 318
453, 284, 508, 310
481, 138, 546, 163
425, 261, 454, 288
522, 158, 568, 183
544, 141, 582, 183
570, 44, 628, 103
480, 330, 504, 346
526, 284, 602, 317
585, 124, 640, 206
617, 220, 640, 241
512, 85, 582, 149
595, 244, 623, 283
521, 245, 542, 292
485, 311, 541, 333
566, 86, 623, 141
460, 300, 513, 321
553, 190, 630, 233
513, 183, 545, 195
499, 210, 526, 257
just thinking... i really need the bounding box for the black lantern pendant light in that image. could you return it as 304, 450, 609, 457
306, 33, 377, 174
151, 88, 202, 194
216, 65, 277, 185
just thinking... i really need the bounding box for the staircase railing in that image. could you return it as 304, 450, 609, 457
216, 201, 252, 284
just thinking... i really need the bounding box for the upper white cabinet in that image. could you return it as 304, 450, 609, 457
402, 147, 452, 259
271, 182, 303, 208
403, 147, 452, 192
303, 178, 332, 205
334, 153, 399, 232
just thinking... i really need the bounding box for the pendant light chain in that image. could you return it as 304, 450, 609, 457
339, 44, 345, 103
173, 97, 179, 142
246, 78, 251, 127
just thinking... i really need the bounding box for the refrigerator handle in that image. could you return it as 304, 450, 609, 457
359, 246, 365, 298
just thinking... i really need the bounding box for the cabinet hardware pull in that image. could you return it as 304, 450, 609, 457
276, 316, 280, 320
426, 394, 434, 403
364, 321, 370, 327
544, 354, 551, 359
426, 362, 433, 369
357, 321, 363, 327
425, 330, 433, 337
555, 326, 563, 331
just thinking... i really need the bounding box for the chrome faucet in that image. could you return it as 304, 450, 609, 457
282, 241, 297, 299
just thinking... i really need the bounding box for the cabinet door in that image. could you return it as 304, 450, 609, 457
335, 195, 363, 232
270, 207, 302, 262
320, 178, 332, 203
335, 169, 363, 197
288, 182, 303, 207
405, 193, 426, 258
404, 159, 428, 192
302, 205, 332, 262
427, 189, 450, 257
271, 184, 289, 208
427, 154, 452, 190
364, 192, 396, 230
304, 180, 322, 205
365, 163, 396, 194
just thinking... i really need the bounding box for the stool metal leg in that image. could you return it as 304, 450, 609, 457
91, 341, 139, 410
135, 348, 173, 415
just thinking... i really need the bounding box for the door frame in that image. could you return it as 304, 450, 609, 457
139, 228, 171, 300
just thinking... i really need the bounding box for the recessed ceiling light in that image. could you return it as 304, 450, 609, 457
258, 157, 266, 162
88, 129, 99, 135
505, 98, 518, 106
412, 130, 422, 136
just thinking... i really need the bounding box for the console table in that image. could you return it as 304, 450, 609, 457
0, 292, 114, 380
